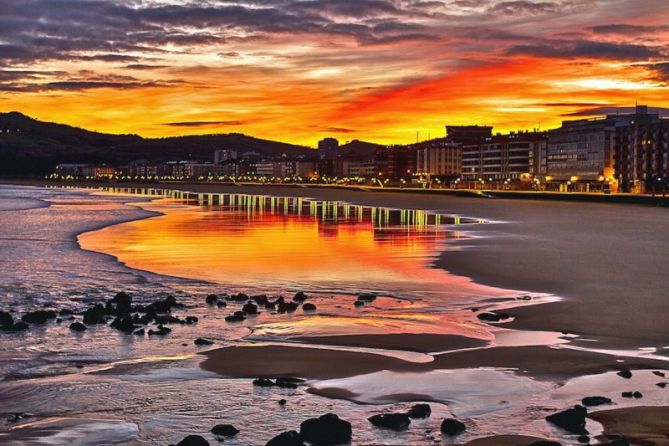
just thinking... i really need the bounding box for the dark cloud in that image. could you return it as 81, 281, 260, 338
325, 127, 356, 133
125, 64, 169, 70
564, 106, 669, 117
488, 1, 561, 15
542, 102, 615, 107
591, 24, 669, 36
163, 121, 244, 127
508, 40, 665, 60
648, 62, 669, 83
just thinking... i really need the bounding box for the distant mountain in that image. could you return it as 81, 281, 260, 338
338, 139, 385, 158
0, 112, 312, 176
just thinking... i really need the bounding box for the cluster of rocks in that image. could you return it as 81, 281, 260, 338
172, 422, 240, 445
1, 292, 197, 337
173, 413, 354, 446
367, 403, 431, 431
203, 292, 318, 323
267, 413, 352, 446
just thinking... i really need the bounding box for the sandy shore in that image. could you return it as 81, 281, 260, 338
59, 181, 669, 354
589, 406, 669, 446
291, 333, 488, 353
201, 344, 666, 381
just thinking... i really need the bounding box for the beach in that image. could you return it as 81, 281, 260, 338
0, 182, 667, 445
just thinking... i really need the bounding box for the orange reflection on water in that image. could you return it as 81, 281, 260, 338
80, 190, 500, 302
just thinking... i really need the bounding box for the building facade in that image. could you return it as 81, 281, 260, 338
416, 141, 461, 178
461, 131, 547, 184
614, 107, 669, 193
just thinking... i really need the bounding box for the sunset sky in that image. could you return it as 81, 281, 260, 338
1, 0, 669, 146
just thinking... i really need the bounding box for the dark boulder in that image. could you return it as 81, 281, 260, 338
621, 391, 643, 399
266, 430, 305, 446
581, 396, 612, 407
252, 295, 269, 305
302, 303, 317, 311
440, 418, 466, 436
225, 314, 245, 322
228, 293, 249, 302
545, 405, 588, 434
253, 378, 275, 387
616, 369, 632, 379
110, 316, 137, 333
185, 316, 198, 324
278, 399, 287, 405
2, 321, 28, 331
357, 293, 376, 302
21, 310, 57, 324
0, 311, 14, 327
110, 292, 132, 314
277, 301, 298, 313
353, 300, 365, 307
69, 322, 87, 332
211, 424, 239, 437
407, 403, 431, 419
216, 301, 227, 308
368, 413, 411, 430
205, 294, 219, 305
299, 413, 352, 446
242, 302, 258, 314
194, 338, 214, 346
477, 312, 505, 322
293, 292, 308, 302
653, 371, 666, 378
176, 435, 209, 446
145, 295, 181, 313
657, 382, 667, 388
133, 328, 145, 336
83, 304, 107, 324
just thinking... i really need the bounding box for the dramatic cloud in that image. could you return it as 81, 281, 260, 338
163, 121, 244, 127
0, 0, 668, 144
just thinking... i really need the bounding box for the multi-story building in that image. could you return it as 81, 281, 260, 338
614, 106, 669, 193
416, 140, 461, 178
81, 165, 116, 177
377, 147, 417, 179
461, 131, 547, 184
344, 159, 377, 177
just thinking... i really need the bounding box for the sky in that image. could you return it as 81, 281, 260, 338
1, 0, 669, 146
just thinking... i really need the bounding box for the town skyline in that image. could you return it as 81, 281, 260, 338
1, 1, 669, 145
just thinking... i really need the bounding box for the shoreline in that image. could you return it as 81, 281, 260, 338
3, 178, 669, 206
7, 181, 669, 352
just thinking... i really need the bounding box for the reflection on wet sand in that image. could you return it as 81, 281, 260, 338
81, 188, 498, 303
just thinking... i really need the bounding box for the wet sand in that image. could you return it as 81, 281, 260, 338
13, 182, 669, 352
291, 333, 488, 353
201, 344, 667, 381
95, 182, 669, 353
589, 406, 669, 446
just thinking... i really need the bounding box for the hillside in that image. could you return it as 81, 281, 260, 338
0, 112, 312, 176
